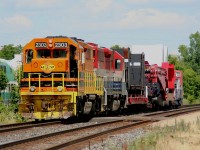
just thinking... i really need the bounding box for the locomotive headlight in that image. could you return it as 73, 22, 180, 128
57, 86, 63, 92
49, 43, 53, 48
30, 86, 36, 92
49, 39, 53, 43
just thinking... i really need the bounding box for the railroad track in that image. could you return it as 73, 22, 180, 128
0, 105, 200, 150
0, 120, 61, 133
0, 120, 128, 149
181, 104, 200, 108
144, 105, 200, 117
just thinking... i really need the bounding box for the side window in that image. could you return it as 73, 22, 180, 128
26, 49, 33, 63
60, 50, 67, 58
37, 50, 42, 58
53, 51, 59, 58
53, 50, 66, 58
115, 59, 121, 70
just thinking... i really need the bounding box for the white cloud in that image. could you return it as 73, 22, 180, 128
126, 0, 149, 4
83, 8, 197, 30
72, 8, 199, 31
15, 0, 64, 8
118, 9, 193, 29
1, 15, 32, 31
81, 0, 113, 13
5, 15, 32, 28
160, 0, 196, 3
126, 0, 196, 4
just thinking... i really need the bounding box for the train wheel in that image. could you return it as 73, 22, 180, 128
169, 101, 173, 110
152, 101, 159, 111
90, 101, 96, 115
76, 97, 84, 115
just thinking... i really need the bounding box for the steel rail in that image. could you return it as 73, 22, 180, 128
0, 119, 61, 128
0, 120, 123, 149
0, 121, 61, 133
46, 106, 200, 150
46, 120, 151, 150
144, 105, 200, 116
164, 107, 200, 117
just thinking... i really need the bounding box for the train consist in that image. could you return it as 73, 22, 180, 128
18, 36, 183, 120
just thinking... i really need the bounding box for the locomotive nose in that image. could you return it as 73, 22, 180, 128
41, 62, 55, 74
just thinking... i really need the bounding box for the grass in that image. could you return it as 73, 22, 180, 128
127, 116, 200, 150
0, 103, 25, 124
183, 98, 200, 105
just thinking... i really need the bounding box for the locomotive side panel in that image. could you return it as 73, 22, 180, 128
88, 44, 126, 112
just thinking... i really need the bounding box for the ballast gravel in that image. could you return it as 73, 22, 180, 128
0, 122, 98, 145
82, 128, 148, 150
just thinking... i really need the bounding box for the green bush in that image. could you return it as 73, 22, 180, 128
0, 103, 24, 124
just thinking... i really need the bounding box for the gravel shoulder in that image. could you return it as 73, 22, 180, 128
82, 111, 200, 150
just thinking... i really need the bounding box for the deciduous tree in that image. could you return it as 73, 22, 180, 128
0, 44, 22, 60
0, 69, 8, 96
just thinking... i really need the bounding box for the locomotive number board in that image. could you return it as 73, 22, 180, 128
35, 42, 47, 48
54, 42, 68, 48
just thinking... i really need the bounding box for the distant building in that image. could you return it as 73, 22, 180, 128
131, 44, 168, 66
0, 54, 22, 102
7, 54, 22, 70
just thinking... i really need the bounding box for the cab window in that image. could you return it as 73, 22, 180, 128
26, 49, 33, 63
115, 59, 121, 70
53, 50, 66, 58
37, 50, 51, 58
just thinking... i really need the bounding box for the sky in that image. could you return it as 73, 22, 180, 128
0, 0, 200, 54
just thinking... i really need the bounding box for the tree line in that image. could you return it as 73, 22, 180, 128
168, 31, 200, 103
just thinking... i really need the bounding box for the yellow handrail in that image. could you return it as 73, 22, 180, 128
28, 73, 41, 92
52, 73, 64, 91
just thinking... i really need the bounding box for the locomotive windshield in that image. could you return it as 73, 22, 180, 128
37, 50, 51, 58
37, 49, 66, 58
53, 49, 66, 58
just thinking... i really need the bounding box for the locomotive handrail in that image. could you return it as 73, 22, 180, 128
28, 73, 64, 92
28, 73, 41, 92
51, 73, 64, 92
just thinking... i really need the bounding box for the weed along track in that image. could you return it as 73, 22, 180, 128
0, 105, 200, 150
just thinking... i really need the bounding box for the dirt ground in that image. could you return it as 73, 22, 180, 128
150, 111, 200, 150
